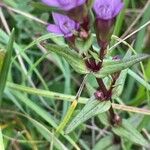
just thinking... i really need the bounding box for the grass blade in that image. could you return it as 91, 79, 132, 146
0, 50, 5, 72
112, 119, 150, 148
0, 128, 5, 150
0, 29, 15, 102
65, 99, 111, 134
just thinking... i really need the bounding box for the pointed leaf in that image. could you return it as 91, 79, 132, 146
24, 33, 65, 51
0, 128, 4, 150
93, 134, 121, 150
112, 50, 131, 99
0, 29, 15, 101
56, 100, 78, 134
30, 118, 68, 150
75, 34, 94, 53
65, 99, 111, 134
93, 135, 113, 150
89, 50, 101, 62
0, 50, 5, 73
112, 69, 128, 99
45, 43, 149, 78
112, 119, 150, 148
95, 54, 150, 78
46, 44, 88, 74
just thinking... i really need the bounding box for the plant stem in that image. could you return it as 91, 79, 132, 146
96, 78, 108, 96
95, 42, 122, 126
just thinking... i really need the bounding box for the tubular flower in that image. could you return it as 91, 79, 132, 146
47, 13, 79, 37
93, 0, 124, 44
93, 0, 124, 20
42, 0, 86, 11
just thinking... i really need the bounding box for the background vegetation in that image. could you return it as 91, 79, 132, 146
0, 0, 150, 149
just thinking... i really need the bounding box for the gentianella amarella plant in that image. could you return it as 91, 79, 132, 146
42, 0, 150, 147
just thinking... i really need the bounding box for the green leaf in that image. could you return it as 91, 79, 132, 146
112, 119, 150, 148
93, 135, 113, 150
0, 50, 5, 73
0, 29, 15, 101
10, 90, 80, 150
112, 51, 131, 99
93, 134, 121, 150
65, 99, 111, 134
45, 43, 149, 78
0, 128, 5, 150
30, 118, 69, 150
89, 50, 101, 62
56, 100, 78, 134
95, 54, 150, 78
98, 113, 110, 126
75, 34, 94, 53
46, 44, 88, 74
112, 69, 128, 99
24, 33, 65, 51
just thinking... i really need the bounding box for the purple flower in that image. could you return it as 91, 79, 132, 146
47, 13, 79, 37
42, 0, 86, 11
93, 0, 124, 20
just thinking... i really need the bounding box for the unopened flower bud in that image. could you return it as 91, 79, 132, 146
79, 29, 89, 39
94, 91, 105, 101
111, 114, 122, 126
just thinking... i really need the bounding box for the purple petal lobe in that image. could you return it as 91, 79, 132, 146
47, 24, 63, 35
93, 0, 124, 20
58, 0, 76, 6
48, 13, 80, 37
112, 2, 124, 18
42, 0, 86, 11
42, 0, 60, 7
77, 0, 86, 6
52, 13, 64, 25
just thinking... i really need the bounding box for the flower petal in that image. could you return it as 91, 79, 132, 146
93, 0, 124, 20
42, 0, 60, 7
57, 0, 77, 10
52, 13, 67, 25
93, 0, 113, 20
47, 24, 63, 35
77, 0, 86, 6
112, 1, 124, 18
42, 0, 86, 10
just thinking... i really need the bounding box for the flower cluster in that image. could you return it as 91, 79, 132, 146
43, 0, 124, 92
43, 0, 124, 40
42, 0, 125, 126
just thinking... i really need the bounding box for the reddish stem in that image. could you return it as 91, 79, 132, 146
96, 78, 108, 97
